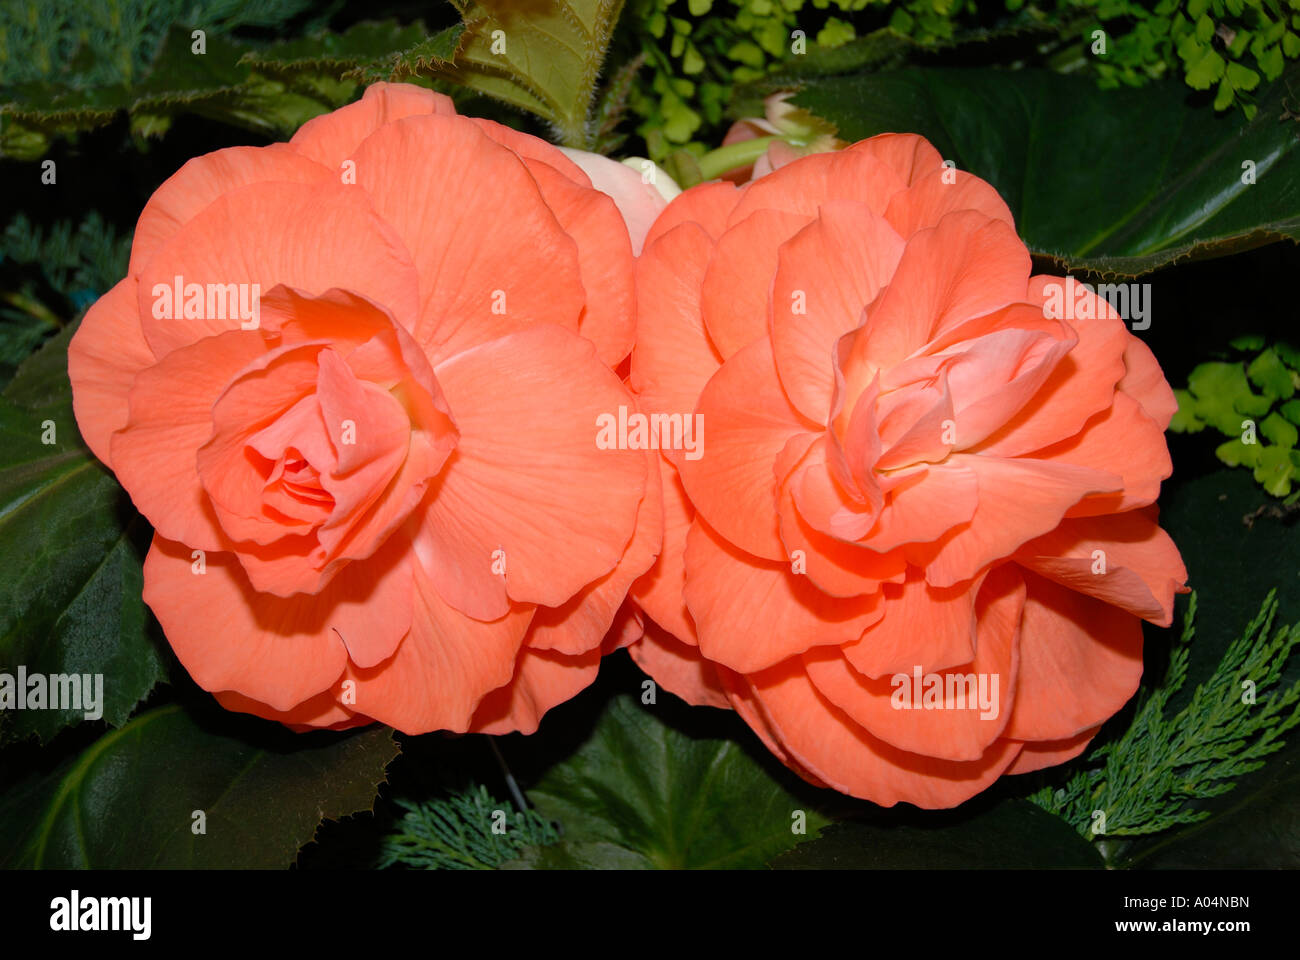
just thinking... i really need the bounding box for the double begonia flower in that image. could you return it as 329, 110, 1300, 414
626, 134, 1188, 808
69, 83, 661, 734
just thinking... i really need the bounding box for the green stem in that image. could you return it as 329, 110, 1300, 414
695, 135, 783, 181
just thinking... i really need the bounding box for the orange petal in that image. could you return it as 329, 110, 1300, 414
850, 210, 1031, 372
130, 144, 331, 274
343, 560, 533, 733
630, 222, 721, 422
136, 180, 420, 359
469, 644, 601, 735
629, 620, 730, 709
770, 202, 905, 422
112, 328, 265, 551
142, 533, 412, 711
1118, 335, 1177, 430
883, 164, 1015, 238
683, 519, 882, 673
677, 337, 809, 561
1014, 508, 1186, 626
727, 147, 909, 224
700, 208, 810, 359
418, 325, 646, 619
213, 688, 366, 730
805, 564, 1023, 761
841, 568, 980, 679
1005, 724, 1100, 774
68, 277, 158, 467
643, 180, 739, 247
289, 81, 457, 170
527, 448, 662, 655
746, 658, 1023, 808
629, 457, 699, 645
1037, 392, 1172, 517
911, 454, 1122, 587
1002, 572, 1144, 741
347, 115, 586, 361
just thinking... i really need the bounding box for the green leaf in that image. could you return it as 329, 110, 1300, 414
0, 704, 399, 868
1262, 411, 1299, 448
379, 1, 627, 148
1248, 347, 1297, 400
784, 65, 1300, 276
503, 695, 829, 869
0, 323, 165, 745
2, 24, 379, 159
770, 800, 1104, 868
1187, 361, 1272, 434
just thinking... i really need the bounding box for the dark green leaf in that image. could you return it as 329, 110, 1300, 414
0, 704, 399, 868
0, 324, 165, 744
503, 694, 829, 869
770, 800, 1104, 869
786, 66, 1300, 276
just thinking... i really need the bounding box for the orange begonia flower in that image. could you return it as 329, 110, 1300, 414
627, 133, 1187, 808
69, 83, 662, 734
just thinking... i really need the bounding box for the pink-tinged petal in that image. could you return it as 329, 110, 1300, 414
68, 278, 157, 467
137, 180, 420, 359
528, 448, 662, 655
630, 458, 699, 645
848, 211, 1031, 374
677, 337, 810, 561
971, 278, 1129, 458
289, 81, 456, 170
806, 564, 1023, 761
348, 115, 586, 360
1005, 725, 1101, 774
863, 463, 979, 554
644, 180, 740, 247
129, 145, 331, 274
1037, 392, 1172, 516
1014, 509, 1186, 627
197, 343, 332, 554
418, 325, 646, 619
557, 146, 670, 255
1002, 572, 1144, 741
883, 164, 1015, 238
727, 147, 909, 225
841, 568, 980, 679
911, 454, 1123, 587
629, 621, 730, 709
943, 324, 1076, 450
142, 532, 413, 711
746, 659, 1023, 808
343, 561, 533, 734
700, 208, 810, 359
683, 519, 882, 673
111, 328, 265, 551
771, 202, 906, 422
1118, 335, 1178, 430
470, 644, 601, 735
629, 222, 721, 421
